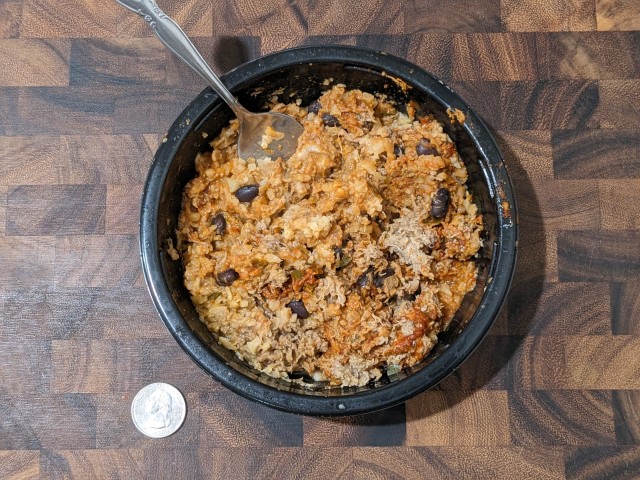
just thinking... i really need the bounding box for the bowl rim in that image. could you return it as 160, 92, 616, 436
140, 45, 518, 416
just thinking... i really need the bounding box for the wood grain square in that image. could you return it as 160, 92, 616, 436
610, 282, 640, 335
597, 80, 640, 128
547, 32, 640, 80
303, 404, 405, 446
404, 0, 502, 33
453, 33, 543, 81
0, 185, 6, 237
0, 393, 96, 449
213, 0, 307, 37
116, 0, 213, 38
143, 340, 219, 393
0, 450, 40, 480
0, 87, 19, 135
113, 85, 199, 135
196, 391, 303, 447
302, 35, 359, 45
0, 136, 61, 185
109, 339, 215, 394
509, 177, 559, 283
512, 228, 558, 285
21, 0, 118, 38
166, 36, 260, 81
40, 449, 144, 479
106, 184, 142, 234
0, 288, 49, 339
101, 291, 163, 337
406, 390, 510, 446
59, 135, 155, 184
495, 130, 553, 179
558, 230, 640, 282
260, 36, 307, 57
53, 235, 141, 287
509, 390, 616, 445
406, 34, 454, 80
142, 448, 204, 480
111, 340, 155, 392
566, 446, 640, 479
434, 336, 520, 390
500, 81, 599, 129
96, 394, 199, 448
519, 179, 600, 230
553, 129, 640, 179
599, 180, 640, 229
6, 185, 106, 236
515, 336, 640, 389
8, 87, 114, 136
0, 236, 54, 287
508, 282, 612, 335
489, 306, 510, 335
613, 390, 640, 445
49, 288, 165, 340
0, 1, 23, 39
309, 0, 401, 35
196, 447, 354, 480
70, 39, 167, 87
0, 39, 69, 86
448, 81, 501, 127
52, 340, 115, 393
502, 0, 596, 32
0, 287, 165, 340
597, 0, 640, 31
354, 35, 411, 60
0, 340, 50, 395
513, 336, 570, 389
352, 447, 565, 480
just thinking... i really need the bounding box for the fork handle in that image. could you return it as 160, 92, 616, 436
115, 0, 243, 114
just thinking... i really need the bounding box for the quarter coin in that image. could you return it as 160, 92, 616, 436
131, 383, 186, 438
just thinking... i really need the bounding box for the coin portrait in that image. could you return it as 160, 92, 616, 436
144, 387, 173, 429
131, 383, 186, 438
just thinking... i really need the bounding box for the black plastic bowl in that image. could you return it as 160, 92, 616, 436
140, 46, 517, 416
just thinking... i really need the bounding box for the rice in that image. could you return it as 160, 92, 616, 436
176, 84, 483, 387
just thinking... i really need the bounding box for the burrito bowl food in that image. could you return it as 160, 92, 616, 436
175, 84, 483, 387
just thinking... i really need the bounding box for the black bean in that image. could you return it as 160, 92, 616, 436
393, 144, 404, 156
374, 267, 395, 288
288, 369, 314, 383
211, 213, 226, 235
322, 114, 340, 127
356, 272, 370, 287
234, 184, 259, 203
286, 300, 309, 319
416, 138, 438, 156
356, 266, 376, 288
385, 250, 399, 262
216, 268, 239, 286
308, 100, 321, 114
430, 188, 450, 219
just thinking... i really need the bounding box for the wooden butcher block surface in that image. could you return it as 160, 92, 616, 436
1, 1, 639, 478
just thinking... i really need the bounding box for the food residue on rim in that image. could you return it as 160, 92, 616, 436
496, 182, 512, 220
381, 71, 411, 93
446, 107, 466, 125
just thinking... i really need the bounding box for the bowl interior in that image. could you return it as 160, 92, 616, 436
146, 49, 514, 410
